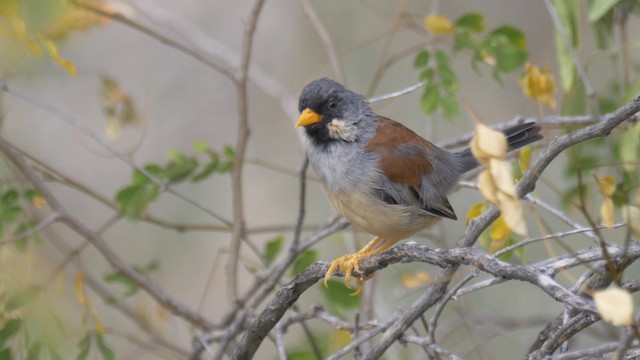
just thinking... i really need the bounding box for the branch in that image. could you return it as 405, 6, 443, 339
233, 243, 640, 359
227, 0, 267, 302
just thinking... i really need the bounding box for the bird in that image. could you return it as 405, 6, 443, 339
295, 78, 542, 294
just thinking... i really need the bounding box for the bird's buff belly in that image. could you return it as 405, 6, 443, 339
326, 189, 440, 241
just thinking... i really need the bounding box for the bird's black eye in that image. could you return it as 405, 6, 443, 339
327, 100, 338, 110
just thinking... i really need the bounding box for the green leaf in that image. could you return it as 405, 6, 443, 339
321, 279, 360, 310
561, 79, 586, 115
565, 155, 598, 176
0, 348, 12, 360
192, 155, 220, 183
264, 236, 284, 265
0, 206, 22, 223
292, 249, 318, 275
418, 68, 434, 83
420, 84, 440, 114
165, 157, 198, 184
223, 145, 236, 160
554, 0, 580, 92
46, 343, 64, 360
455, 12, 485, 32
441, 93, 460, 119
6, 285, 41, 310
413, 50, 430, 68
26, 341, 42, 360
490, 26, 527, 49
588, 0, 620, 22
115, 183, 160, 220
1, 190, 19, 206
453, 32, 473, 51
103, 272, 140, 297
0, 320, 22, 348
75, 334, 92, 360
288, 350, 318, 360
23, 189, 39, 203
619, 122, 640, 173
495, 46, 528, 73
434, 51, 456, 89
133, 259, 160, 274
592, 10, 615, 49
95, 334, 115, 360
497, 237, 518, 262
193, 140, 209, 153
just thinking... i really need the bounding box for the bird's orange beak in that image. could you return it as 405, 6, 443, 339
295, 108, 321, 127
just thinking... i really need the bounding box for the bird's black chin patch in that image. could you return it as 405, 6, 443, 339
304, 122, 339, 150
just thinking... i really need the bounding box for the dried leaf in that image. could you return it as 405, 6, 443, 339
600, 197, 615, 229
471, 122, 508, 162
593, 287, 634, 326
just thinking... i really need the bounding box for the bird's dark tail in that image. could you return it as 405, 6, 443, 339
455, 122, 543, 173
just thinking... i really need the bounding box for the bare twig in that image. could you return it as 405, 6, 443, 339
226, 0, 267, 302
302, 0, 344, 83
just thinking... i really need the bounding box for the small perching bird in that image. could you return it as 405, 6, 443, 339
295, 78, 542, 294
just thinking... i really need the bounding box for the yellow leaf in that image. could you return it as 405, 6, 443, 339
520, 63, 556, 109
425, 15, 454, 35
467, 202, 487, 223
593, 287, 634, 326
622, 205, 640, 237
600, 198, 615, 229
489, 216, 512, 253
402, 272, 431, 289
75, 271, 86, 305
32, 195, 46, 209
41, 39, 77, 76
595, 175, 617, 197
330, 329, 352, 350
46, 3, 112, 40
92, 308, 105, 336
518, 146, 532, 171
490, 216, 511, 242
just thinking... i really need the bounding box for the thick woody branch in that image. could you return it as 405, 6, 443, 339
233, 243, 640, 358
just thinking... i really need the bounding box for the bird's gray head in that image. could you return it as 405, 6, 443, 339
296, 78, 377, 147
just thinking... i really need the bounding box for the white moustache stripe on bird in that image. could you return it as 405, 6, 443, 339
327, 118, 358, 142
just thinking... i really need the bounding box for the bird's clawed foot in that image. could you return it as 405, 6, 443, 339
323, 236, 391, 296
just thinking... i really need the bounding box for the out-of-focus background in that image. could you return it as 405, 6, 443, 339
1, 0, 639, 359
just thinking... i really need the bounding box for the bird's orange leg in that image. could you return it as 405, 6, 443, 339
324, 236, 398, 295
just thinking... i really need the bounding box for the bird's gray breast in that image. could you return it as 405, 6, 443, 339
305, 138, 379, 194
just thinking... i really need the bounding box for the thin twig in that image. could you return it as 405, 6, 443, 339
226, 0, 267, 302
302, 0, 344, 83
